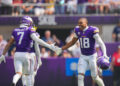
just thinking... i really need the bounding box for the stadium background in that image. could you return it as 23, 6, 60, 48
0, 0, 120, 86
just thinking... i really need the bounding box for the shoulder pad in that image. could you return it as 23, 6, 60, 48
91, 26, 99, 33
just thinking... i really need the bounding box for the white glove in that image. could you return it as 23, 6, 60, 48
37, 58, 42, 69
103, 55, 109, 60
49, 44, 62, 55
0, 55, 6, 64
55, 47, 62, 55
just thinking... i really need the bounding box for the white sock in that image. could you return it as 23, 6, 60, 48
22, 75, 26, 86
26, 75, 33, 86
92, 76, 105, 86
78, 75, 84, 86
13, 73, 21, 85
32, 74, 35, 85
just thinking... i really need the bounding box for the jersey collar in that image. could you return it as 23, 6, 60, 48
83, 26, 88, 31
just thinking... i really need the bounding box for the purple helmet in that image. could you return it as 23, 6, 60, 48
97, 56, 110, 70
21, 16, 33, 26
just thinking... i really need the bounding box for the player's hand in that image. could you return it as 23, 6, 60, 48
55, 47, 62, 55
103, 55, 109, 60
49, 44, 62, 55
0, 55, 6, 64
38, 58, 42, 68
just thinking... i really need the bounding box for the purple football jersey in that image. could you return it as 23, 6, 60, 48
12, 26, 35, 52
74, 26, 99, 55
30, 32, 40, 53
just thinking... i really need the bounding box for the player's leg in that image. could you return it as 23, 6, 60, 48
30, 53, 36, 85
11, 53, 23, 86
34, 57, 42, 77
78, 56, 88, 86
92, 66, 103, 86
22, 75, 27, 86
25, 74, 33, 86
22, 53, 35, 86
23, 54, 33, 86
89, 54, 104, 86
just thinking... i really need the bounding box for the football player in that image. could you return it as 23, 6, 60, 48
0, 16, 61, 86
61, 18, 109, 86
22, 32, 42, 86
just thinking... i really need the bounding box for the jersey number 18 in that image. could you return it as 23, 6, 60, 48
80, 38, 90, 48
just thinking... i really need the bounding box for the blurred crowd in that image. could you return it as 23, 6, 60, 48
0, 0, 120, 16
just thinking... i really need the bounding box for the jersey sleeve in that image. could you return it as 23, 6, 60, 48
73, 29, 78, 38
30, 27, 36, 34
93, 27, 99, 35
73, 26, 79, 38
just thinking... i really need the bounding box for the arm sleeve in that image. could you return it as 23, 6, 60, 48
34, 42, 41, 59
93, 33, 107, 56
34, 42, 41, 61
30, 33, 51, 49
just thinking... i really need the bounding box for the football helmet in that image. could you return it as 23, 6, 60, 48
97, 56, 110, 70
21, 16, 33, 26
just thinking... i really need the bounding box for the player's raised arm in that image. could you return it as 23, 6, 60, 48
62, 37, 78, 50
0, 37, 14, 63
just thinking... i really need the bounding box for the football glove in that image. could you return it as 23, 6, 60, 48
49, 44, 62, 55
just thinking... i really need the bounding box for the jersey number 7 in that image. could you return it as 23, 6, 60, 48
17, 32, 24, 45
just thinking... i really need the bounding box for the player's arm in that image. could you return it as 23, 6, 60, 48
62, 30, 78, 50
0, 37, 14, 63
30, 33, 59, 52
62, 37, 78, 50
2, 37, 14, 55
34, 42, 40, 58
93, 34, 108, 59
